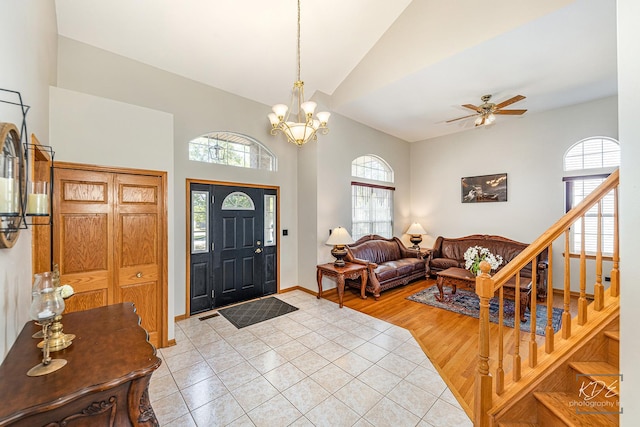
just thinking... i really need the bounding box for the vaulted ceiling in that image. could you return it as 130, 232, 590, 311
54, 0, 617, 142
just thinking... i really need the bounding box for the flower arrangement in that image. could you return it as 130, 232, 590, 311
463, 245, 504, 275
59, 284, 74, 299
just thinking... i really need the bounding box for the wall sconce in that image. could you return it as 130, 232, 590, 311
405, 222, 427, 249
325, 226, 355, 267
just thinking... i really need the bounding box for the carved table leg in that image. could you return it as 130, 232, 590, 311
360, 270, 368, 300
316, 268, 323, 299
337, 274, 345, 308
436, 276, 445, 301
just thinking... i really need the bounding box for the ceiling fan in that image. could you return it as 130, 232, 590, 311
447, 94, 527, 126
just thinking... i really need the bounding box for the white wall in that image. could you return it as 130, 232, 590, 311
294, 92, 412, 293
617, 0, 640, 422
410, 96, 618, 294
49, 86, 176, 340
0, 0, 57, 360
55, 37, 301, 319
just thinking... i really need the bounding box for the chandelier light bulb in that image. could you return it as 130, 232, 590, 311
272, 104, 288, 119
301, 101, 317, 116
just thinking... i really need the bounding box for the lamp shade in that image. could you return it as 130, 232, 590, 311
326, 227, 355, 246
406, 222, 427, 235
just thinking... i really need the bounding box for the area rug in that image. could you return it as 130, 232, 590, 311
219, 297, 298, 329
407, 286, 562, 336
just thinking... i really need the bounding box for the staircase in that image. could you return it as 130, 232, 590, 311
473, 170, 621, 426
498, 312, 619, 426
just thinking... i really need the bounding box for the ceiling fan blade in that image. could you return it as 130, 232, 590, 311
446, 113, 479, 123
494, 109, 527, 115
475, 117, 485, 127
462, 104, 480, 111
494, 95, 526, 110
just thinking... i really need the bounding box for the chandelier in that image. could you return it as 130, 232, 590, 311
267, 0, 330, 146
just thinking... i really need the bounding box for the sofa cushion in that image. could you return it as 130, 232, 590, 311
349, 240, 402, 264
373, 263, 398, 282
430, 257, 460, 271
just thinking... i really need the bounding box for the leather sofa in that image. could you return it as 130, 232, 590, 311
344, 235, 428, 299
428, 234, 549, 300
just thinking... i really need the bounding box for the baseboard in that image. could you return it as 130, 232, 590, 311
551, 287, 594, 300
165, 339, 176, 348
174, 314, 187, 322
279, 285, 322, 296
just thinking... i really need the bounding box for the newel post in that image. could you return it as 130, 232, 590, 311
475, 261, 493, 427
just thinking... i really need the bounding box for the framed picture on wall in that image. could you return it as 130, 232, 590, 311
461, 173, 507, 203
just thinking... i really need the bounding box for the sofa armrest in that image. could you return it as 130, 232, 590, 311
350, 257, 378, 270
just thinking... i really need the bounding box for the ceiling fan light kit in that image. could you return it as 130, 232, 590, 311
447, 94, 527, 127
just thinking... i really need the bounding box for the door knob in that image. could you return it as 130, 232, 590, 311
255, 248, 262, 253
136, 272, 142, 278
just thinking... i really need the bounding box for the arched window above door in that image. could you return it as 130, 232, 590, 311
189, 131, 277, 171
221, 191, 255, 210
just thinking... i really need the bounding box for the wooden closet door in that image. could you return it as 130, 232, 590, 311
52, 165, 167, 349
54, 169, 115, 312
114, 173, 163, 347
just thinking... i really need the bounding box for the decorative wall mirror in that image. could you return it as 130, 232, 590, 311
0, 122, 26, 248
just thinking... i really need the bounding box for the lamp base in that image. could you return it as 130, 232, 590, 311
27, 358, 67, 377
331, 246, 348, 268
409, 235, 422, 250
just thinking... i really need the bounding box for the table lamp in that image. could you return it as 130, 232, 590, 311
406, 222, 427, 249
326, 227, 355, 267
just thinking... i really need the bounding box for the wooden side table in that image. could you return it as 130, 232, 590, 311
316, 262, 368, 308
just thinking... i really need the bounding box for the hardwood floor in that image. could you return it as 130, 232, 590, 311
322, 278, 578, 418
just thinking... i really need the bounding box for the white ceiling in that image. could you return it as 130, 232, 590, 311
54, 0, 617, 142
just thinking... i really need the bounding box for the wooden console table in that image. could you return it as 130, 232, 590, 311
316, 262, 368, 308
0, 302, 161, 426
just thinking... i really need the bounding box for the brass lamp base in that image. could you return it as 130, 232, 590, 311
38, 333, 75, 352
409, 234, 422, 250
27, 358, 67, 377
37, 316, 74, 351
331, 245, 348, 267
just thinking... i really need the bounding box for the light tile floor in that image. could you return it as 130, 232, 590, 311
150, 290, 473, 427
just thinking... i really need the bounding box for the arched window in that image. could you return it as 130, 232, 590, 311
189, 132, 277, 171
563, 137, 620, 254
221, 192, 255, 210
351, 155, 395, 241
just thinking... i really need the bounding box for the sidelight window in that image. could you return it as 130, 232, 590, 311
191, 190, 209, 253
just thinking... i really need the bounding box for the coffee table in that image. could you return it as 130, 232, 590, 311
435, 267, 532, 322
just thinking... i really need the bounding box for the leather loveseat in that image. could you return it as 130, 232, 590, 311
344, 235, 428, 299
428, 234, 549, 300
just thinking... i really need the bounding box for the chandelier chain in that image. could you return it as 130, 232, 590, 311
296, 0, 301, 83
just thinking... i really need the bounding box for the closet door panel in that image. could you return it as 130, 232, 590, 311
54, 169, 114, 312
115, 173, 163, 348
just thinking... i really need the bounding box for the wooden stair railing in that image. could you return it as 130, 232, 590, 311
474, 169, 620, 426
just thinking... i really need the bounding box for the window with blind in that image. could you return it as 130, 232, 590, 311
351, 155, 394, 241
563, 137, 619, 255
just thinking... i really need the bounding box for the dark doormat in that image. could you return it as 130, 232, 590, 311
218, 297, 298, 329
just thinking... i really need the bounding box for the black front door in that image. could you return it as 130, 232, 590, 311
189, 183, 277, 315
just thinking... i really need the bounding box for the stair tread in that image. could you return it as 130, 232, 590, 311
569, 361, 620, 397
534, 392, 618, 426
604, 330, 619, 341
498, 423, 538, 427
570, 360, 618, 374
